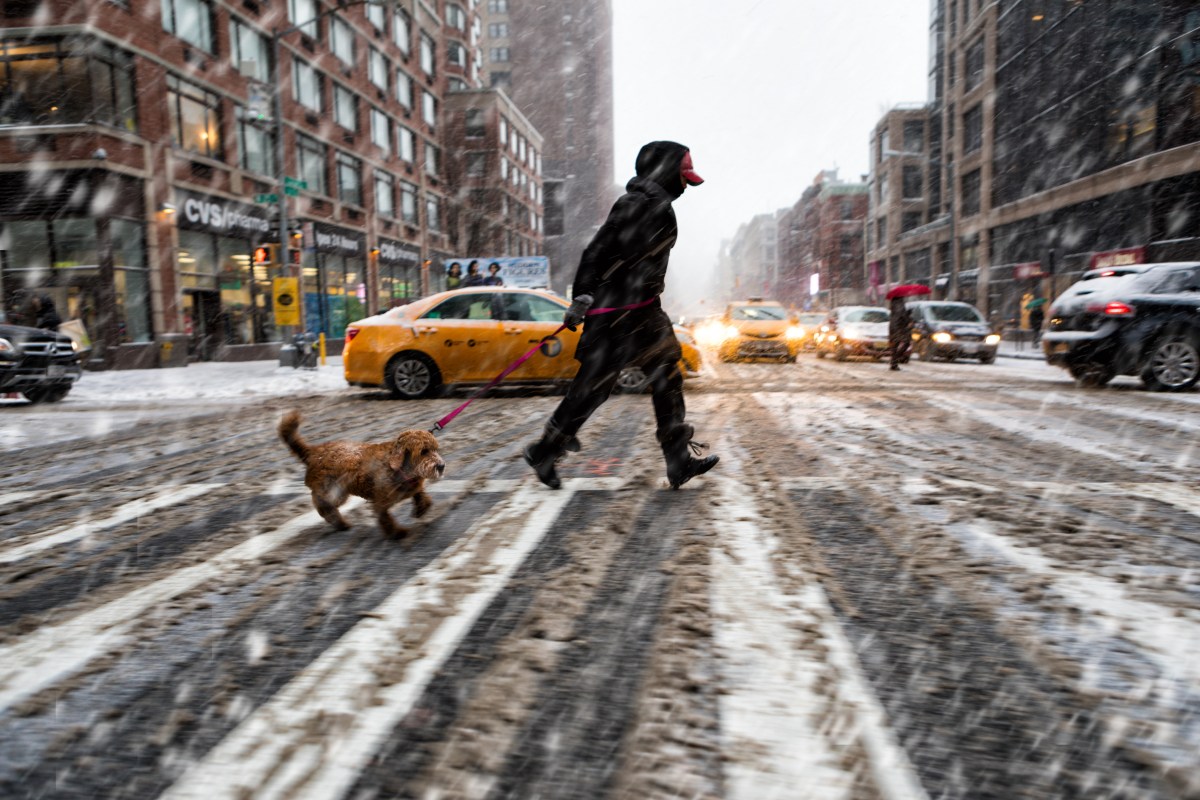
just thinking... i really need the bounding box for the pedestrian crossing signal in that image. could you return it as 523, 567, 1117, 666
253, 244, 279, 267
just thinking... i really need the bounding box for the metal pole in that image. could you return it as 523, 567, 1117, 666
947, 160, 957, 301
272, 28, 294, 338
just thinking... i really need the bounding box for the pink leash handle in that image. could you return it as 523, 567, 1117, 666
429, 295, 659, 433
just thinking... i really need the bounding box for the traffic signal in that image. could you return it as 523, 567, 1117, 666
253, 244, 279, 267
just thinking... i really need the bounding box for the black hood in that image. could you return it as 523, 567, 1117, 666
633, 140, 690, 200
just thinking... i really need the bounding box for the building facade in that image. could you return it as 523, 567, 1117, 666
479, 0, 614, 295
0, 0, 543, 368
778, 170, 870, 310
869, 0, 1200, 329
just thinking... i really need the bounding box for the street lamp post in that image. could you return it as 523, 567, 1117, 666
882, 149, 956, 298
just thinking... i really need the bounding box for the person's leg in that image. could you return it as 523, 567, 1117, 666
644, 335, 718, 489
525, 354, 621, 488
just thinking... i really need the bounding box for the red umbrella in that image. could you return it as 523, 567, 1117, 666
886, 283, 932, 300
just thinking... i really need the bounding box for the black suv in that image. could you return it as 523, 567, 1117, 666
0, 321, 83, 403
1043, 262, 1200, 391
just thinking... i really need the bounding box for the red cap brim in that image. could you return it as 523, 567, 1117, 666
682, 168, 704, 186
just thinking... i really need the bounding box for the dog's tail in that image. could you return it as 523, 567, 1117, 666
278, 410, 310, 462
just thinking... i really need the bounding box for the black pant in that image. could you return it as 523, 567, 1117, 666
548, 307, 685, 442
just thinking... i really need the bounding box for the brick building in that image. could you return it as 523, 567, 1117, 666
0, 0, 543, 368
777, 170, 869, 310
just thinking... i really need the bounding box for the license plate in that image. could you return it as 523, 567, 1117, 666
960, 343, 978, 353
47, 365, 65, 378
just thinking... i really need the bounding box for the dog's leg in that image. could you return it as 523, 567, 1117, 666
373, 502, 409, 538
411, 490, 433, 519
313, 493, 351, 531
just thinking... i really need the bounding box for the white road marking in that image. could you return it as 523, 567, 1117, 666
710, 459, 928, 800
160, 485, 576, 800
0, 498, 362, 714
0, 490, 40, 507
268, 477, 626, 495
0, 484, 223, 565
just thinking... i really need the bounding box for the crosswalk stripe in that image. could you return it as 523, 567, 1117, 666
0, 484, 223, 565
710, 455, 928, 800
0, 498, 363, 714
0, 490, 39, 507
160, 485, 576, 800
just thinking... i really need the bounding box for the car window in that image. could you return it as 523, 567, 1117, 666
422, 293, 497, 320
731, 304, 787, 321
843, 308, 889, 323
498, 293, 565, 322
798, 313, 825, 325
925, 304, 984, 322
1149, 268, 1200, 295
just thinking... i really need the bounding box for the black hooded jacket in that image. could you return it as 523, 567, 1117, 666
571, 141, 691, 311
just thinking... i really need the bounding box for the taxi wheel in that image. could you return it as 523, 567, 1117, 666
387, 352, 441, 399
615, 366, 650, 394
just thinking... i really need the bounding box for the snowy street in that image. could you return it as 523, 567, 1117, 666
2, 351, 1199, 799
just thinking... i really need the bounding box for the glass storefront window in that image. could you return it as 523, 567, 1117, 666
0, 39, 137, 130
177, 228, 218, 289
1, 220, 51, 273
51, 218, 98, 269
115, 267, 152, 343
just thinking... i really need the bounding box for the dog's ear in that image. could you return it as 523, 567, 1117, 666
388, 432, 418, 473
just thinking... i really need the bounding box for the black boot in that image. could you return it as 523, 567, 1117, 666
660, 424, 720, 489
523, 425, 580, 490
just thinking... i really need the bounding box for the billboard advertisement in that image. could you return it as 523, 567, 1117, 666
452, 256, 551, 289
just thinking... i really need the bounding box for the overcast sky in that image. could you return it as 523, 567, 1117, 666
611, 0, 931, 314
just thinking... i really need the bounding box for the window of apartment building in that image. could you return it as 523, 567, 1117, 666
465, 107, 485, 137
448, 77, 467, 91
517, 136, 526, 161
840, 197, 855, 219
166, 74, 222, 159
446, 4, 467, 31
448, 41, 467, 68
498, 116, 508, 145
296, 133, 327, 195
397, 125, 415, 162
393, 9, 411, 54
902, 165, 923, 198
424, 142, 439, 177
965, 37, 984, 91
488, 0, 508, 12
0, 39, 137, 131
369, 48, 389, 92
421, 90, 437, 127
336, 151, 362, 206
395, 69, 413, 108
961, 168, 981, 217
334, 84, 357, 131
331, 18, 355, 66
370, 107, 390, 153
902, 120, 924, 153
963, 103, 983, 153
420, 32, 436, 77
292, 59, 321, 111
466, 152, 486, 176
901, 211, 923, 232
488, 22, 509, 38
840, 235, 854, 261
374, 169, 395, 217
499, 157, 508, 180
489, 47, 510, 63
425, 196, 440, 231
877, 216, 888, 246
400, 181, 418, 224
231, 18, 270, 82
878, 171, 889, 204
366, 3, 386, 32
237, 105, 273, 175
289, 0, 318, 38
162, 0, 214, 53
490, 71, 511, 89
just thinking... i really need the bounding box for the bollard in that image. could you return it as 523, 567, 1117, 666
319, 332, 326, 365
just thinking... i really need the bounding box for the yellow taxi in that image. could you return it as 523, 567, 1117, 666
702, 298, 804, 362
343, 287, 702, 398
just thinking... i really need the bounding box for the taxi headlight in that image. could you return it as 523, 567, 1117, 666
931, 331, 953, 344
985, 334, 1001, 345
722, 325, 741, 342
786, 326, 805, 340
0, 337, 13, 353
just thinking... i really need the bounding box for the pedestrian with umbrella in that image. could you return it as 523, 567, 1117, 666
1026, 296, 1047, 343
885, 284, 931, 370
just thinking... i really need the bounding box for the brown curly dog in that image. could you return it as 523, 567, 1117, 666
278, 410, 445, 536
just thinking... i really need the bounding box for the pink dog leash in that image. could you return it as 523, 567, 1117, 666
430, 296, 659, 433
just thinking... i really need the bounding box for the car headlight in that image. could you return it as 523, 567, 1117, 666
931, 331, 953, 344
985, 334, 1001, 345
0, 338, 12, 353
786, 326, 805, 340
722, 325, 741, 342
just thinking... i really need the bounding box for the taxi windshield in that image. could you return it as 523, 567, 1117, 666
843, 309, 889, 324
731, 305, 787, 321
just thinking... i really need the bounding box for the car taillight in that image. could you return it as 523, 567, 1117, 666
345, 328, 360, 342
1086, 301, 1135, 317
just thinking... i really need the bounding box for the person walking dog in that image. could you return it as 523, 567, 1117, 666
524, 141, 719, 490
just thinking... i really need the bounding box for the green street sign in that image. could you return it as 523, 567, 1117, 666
283, 186, 300, 197
284, 177, 308, 189
254, 193, 279, 204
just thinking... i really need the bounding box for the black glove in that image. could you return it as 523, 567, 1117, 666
563, 294, 594, 331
